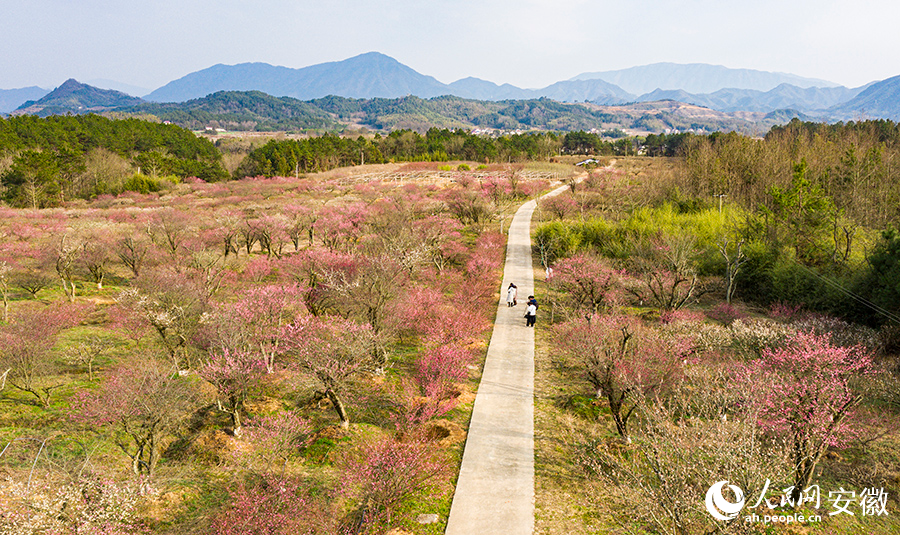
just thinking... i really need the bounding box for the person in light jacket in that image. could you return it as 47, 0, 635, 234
506, 283, 518, 307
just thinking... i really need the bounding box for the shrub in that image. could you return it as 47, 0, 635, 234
705, 302, 747, 325
574, 219, 620, 257
337, 436, 449, 531
658, 308, 705, 325
534, 221, 581, 266
0, 477, 150, 534
790, 313, 881, 352
213, 475, 336, 535
731, 240, 775, 302
660, 319, 733, 354
768, 301, 804, 322
764, 251, 849, 314
729, 318, 796, 357
122, 173, 160, 194
241, 411, 314, 472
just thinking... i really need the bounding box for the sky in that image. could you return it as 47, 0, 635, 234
2, 0, 898, 94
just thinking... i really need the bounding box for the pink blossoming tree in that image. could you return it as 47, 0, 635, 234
556, 315, 694, 440
279, 315, 375, 429
74, 359, 200, 477
199, 348, 267, 437
338, 436, 449, 531
743, 331, 874, 501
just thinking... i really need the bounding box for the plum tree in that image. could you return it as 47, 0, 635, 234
0, 303, 82, 407
73, 358, 200, 477
556, 315, 693, 440
280, 315, 375, 429
742, 331, 874, 501
199, 348, 266, 437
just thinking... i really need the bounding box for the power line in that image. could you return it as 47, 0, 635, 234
788, 260, 900, 325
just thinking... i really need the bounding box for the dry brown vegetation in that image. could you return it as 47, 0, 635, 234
532, 157, 900, 535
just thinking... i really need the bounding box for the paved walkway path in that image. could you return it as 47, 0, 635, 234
445, 182, 572, 535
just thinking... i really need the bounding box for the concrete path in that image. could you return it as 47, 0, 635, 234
445, 182, 572, 535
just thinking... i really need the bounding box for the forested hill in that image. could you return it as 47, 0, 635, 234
0, 114, 228, 207
129, 91, 342, 131
15, 79, 143, 116
125, 91, 778, 135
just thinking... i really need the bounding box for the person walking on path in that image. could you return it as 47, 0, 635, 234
506, 283, 518, 307
524, 300, 537, 327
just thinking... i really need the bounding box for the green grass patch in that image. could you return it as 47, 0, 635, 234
565, 394, 607, 421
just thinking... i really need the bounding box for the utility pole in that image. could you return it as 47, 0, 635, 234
715, 193, 727, 213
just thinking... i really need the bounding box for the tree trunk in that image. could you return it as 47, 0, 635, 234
261, 342, 275, 373
61, 278, 76, 303
232, 408, 243, 438
326, 388, 350, 430
607, 392, 631, 441
147, 432, 160, 478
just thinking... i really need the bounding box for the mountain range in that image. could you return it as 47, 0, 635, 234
570, 62, 840, 94
141, 52, 867, 115
4, 52, 900, 127
3, 80, 810, 136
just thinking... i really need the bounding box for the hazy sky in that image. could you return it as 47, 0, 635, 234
2, 0, 897, 92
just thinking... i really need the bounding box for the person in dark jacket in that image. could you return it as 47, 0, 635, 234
524, 297, 537, 327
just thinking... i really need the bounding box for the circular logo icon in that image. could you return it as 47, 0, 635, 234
705, 480, 745, 521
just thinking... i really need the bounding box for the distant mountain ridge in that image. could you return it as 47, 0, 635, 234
145, 52, 452, 102
828, 75, 900, 120
571, 62, 840, 94
446, 76, 632, 104
637, 84, 867, 114
15, 79, 143, 116
6, 53, 900, 128
0, 86, 49, 114
133, 52, 876, 117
